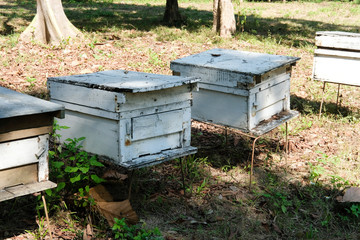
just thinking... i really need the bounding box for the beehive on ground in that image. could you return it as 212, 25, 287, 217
48, 70, 199, 169
171, 48, 300, 135
0, 87, 64, 202
313, 31, 360, 86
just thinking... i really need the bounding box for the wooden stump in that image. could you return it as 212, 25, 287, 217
213, 0, 236, 38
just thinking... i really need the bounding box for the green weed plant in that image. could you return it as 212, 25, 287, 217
25, 218, 48, 240
112, 218, 163, 240
45, 121, 106, 209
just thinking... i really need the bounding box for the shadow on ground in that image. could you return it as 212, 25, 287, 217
1, 0, 359, 45
291, 93, 358, 118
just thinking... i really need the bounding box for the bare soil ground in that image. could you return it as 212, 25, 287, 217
1, 0, 360, 239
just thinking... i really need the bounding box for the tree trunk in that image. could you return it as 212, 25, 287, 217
163, 0, 182, 26
213, 0, 236, 38
20, 0, 82, 45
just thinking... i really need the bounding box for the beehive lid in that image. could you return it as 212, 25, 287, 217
170, 48, 300, 84
316, 31, 360, 38
48, 70, 200, 93
0, 87, 64, 119
316, 31, 360, 50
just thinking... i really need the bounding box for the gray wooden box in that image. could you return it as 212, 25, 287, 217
48, 70, 199, 169
0, 87, 64, 202
313, 31, 360, 86
170, 48, 300, 135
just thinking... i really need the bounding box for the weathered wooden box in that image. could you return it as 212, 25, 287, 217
313, 31, 360, 86
170, 48, 300, 135
0, 87, 64, 202
48, 70, 199, 169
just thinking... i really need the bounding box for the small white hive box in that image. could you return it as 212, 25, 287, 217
0, 87, 64, 202
48, 70, 199, 169
170, 48, 300, 135
313, 31, 360, 86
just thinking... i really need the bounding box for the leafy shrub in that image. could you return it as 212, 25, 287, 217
112, 218, 163, 240
45, 122, 106, 209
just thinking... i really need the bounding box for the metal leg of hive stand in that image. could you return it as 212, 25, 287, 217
41, 193, 53, 240
285, 122, 289, 164
336, 83, 341, 110
180, 156, 186, 195
224, 126, 228, 145
249, 136, 261, 190
128, 170, 135, 200
319, 82, 327, 118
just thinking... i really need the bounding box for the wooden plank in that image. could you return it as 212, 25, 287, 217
0, 135, 48, 170
315, 48, 360, 59
254, 79, 290, 111
181, 107, 192, 148
250, 110, 299, 136
313, 52, 360, 86
118, 85, 192, 112
52, 85, 192, 117
0, 86, 64, 119
249, 72, 289, 95
0, 163, 38, 189
171, 64, 254, 87
56, 110, 120, 160
49, 81, 126, 112
52, 100, 120, 120
317, 31, 360, 38
120, 146, 197, 169
38, 134, 50, 182
0, 113, 53, 135
316, 31, 360, 51
197, 82, 249, 96
132, 110, 184, 141
0, 126, 52, 143
0, 181, 56, 202
120, 100, 191, 119
124, 132, 182, 161
194, 70, 289, 97
48, 70, 200, 93
191, 88, 248, 131
258, 66, 290, 84
252, 100, 285, 130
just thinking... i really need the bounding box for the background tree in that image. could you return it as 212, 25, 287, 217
163, 0, 183, 26
20, 0, 82, 45
213, 0, 236, 38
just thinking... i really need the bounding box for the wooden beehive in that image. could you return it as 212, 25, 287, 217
313, 31, 360, 86
48, 70, 199, 169
170, 48, 300, 135
0, 87, 64, 202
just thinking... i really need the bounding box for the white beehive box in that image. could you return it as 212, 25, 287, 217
0, 87, 64, 202
313, 31, 360, 86
170, 48, 300, 135
48, 70, 199, 169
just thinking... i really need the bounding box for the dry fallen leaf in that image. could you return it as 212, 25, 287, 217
71, 60, 82, 67
89, 184, 113, 202
82, 224, 93, 240
80, 69, 93, 74
102, 169, 128, 181
89, 185, 138, 226
96, 200, 139, 226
